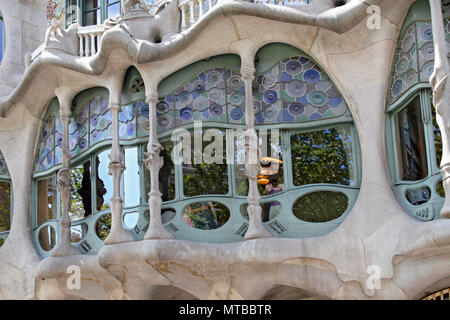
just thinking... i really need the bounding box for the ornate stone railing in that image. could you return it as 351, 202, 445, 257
77, 25, 106, 57
179, 0, 312, 31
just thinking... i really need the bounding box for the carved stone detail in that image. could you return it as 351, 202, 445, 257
104, 103, 134, 244
241, 68, 273, 239
144, 95, 175, 239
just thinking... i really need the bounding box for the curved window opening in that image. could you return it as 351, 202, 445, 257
293, 191, 348, 223
182, 201, 230, 230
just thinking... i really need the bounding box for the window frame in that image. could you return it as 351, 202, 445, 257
80, 0, 122, 26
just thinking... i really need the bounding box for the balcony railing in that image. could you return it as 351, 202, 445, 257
77, 24, 106, 57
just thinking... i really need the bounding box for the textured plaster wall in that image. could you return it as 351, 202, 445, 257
0, 0, 449, 300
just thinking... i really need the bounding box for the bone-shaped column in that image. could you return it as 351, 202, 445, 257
104, 99, 134, 244
429, 0, 450, 218
144, 91, 175, 240
51, 91, 80, 257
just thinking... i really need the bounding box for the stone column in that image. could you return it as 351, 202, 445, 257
241, 66, 273, 240
144, 92, 175, 239
51, 98, 80, 257
429, 0, 450, 218
104, 102, 134, 244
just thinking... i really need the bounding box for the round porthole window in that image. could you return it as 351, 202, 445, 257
39, 225, 56, 251
96, 214, 111, 240
182, 201, 230, 230
71, 223, 88, 243
240, 201, 281, 222
293, 191, 348, 222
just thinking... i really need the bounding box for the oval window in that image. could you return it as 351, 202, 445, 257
293, 191, 348, 222
39, 225, 56, 251
71, 223, 88, 243
123, 212, 139, 229
96, 214, 111, 240
240, 201, 281, 222
182, 201, 230, 230
437, 180, 445, 198
405, 186, 431, 206
143, 208, 176, 224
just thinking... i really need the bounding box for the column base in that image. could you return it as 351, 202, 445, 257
144, 223, 175, 240
244, 223, 273, 240
51, 243, 81, 257
104, 227, 134, 245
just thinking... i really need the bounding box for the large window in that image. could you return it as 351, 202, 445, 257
32, 46, 361, 255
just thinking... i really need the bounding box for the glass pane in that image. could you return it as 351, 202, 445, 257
395, 96, 427, 181
143, 208, 176, 224
70, 160, 91, 220
37, 176, 58, 225
259, 130, 284, 196
437, 180, 445, 198
405, 186, 431, 206
293, 191, 348, 222
123, 212, 139, 229
71, 224, 88, 243
182, 201, 230, 230
144, 141, 175, 202
97, 150, 112, 212
0, 181, 10, 232
124, 147, 140, 207
0, 19, 4, 62
240, 201, 281, 222
96, 214, 111, 240
234, 130, 248, 196
84, 8, 101, 25
291, 127, 354, 187
39, 225, 56, 251
183, 130, 228, 196
431, 100, 442, 168
85, 0, 100, 11
107, 3, 121, 18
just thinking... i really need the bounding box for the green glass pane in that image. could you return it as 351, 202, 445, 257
0, 181, 10, 232
96, 214, 111, 240
293, 191, 348, 223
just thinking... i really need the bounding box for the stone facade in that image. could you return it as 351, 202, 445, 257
0, 0, 449, 300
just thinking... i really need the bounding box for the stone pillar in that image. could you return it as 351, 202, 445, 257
104, 102, 134, 244
429, 0, 450, 218
144, 92, 175, 240
51, 97, 80, 257
241, 66, 273, 240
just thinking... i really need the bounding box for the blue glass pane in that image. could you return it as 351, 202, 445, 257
107, 3, 121, 18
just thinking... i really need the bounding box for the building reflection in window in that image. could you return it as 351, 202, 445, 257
37, 176, 57, 225
395, 96, 427, 181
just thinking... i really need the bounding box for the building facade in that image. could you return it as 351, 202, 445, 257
0, 0, 449, 300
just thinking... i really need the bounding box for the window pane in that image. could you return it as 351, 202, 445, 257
291, 127, 354, 186
37, 176, 57, 225
431, 100, 442, 168
395, 96, 427, 181
124, 147, 140, 207
85, 0, 100, 11
183, 130, 228, 197
84, 8, 101, 25
39, 225, 56, 251
0, 19, 4, 63
293, 191, 348, 223
70, 160, 91, 221
97, 150, 112, 211
144, 141, 175, 202
182, 201, 230, 230
0, 181, 11, 232
259, 130, 284, 196
107, 3, 121, 18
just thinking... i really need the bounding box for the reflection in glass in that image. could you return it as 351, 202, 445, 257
405, 186, 431, 206
0, 181, 10, 232
39, 225, 56, 251
97, 150, 111, 211
437, 180, 445, 198
395, 96, 427, 181
124, 147, 140, 207
183, 130, 228, 197
293, 191, 348, 222
431, 100, 442, 168
161, 208, 176, 224
70, 160, 91, 220
84, 9, 101, 26
96, 214, 111, 240
107, 2, 121, 18
182, 202, 230, 230
259, 129, 284, 196
0, 238, 4, 247
291, 127, 354, 186
123, 212, 139, 229
144, 141, 175, 202
241, 201, 281, 222
71, 224, 88, 243
37, 176, 57, 225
